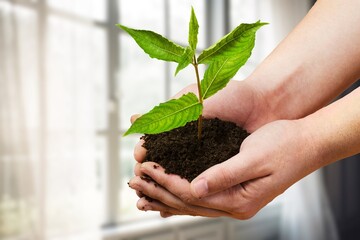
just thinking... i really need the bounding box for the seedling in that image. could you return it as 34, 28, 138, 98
118, 7, 267, 139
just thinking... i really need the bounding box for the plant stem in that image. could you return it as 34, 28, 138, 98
193, 55, 203, 141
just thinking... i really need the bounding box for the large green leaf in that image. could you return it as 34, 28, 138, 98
124, 93, 203, 135
197, 21, 268, 64
201, 56, 248, 100
117, 24, 186, 63
188, 7, 199, 51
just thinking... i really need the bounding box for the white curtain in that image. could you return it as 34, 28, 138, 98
254, 1, 339, 239
280, 172, 338, 240
0, 2, 103, 240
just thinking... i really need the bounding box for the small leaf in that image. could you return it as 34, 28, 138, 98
117, 24, 186, 63
197, 21, 268, 64
201, 56, 248, 100
189, 7, 199, 51
175, 47, 194, 76
174, 7, 199, 76
124, 93, 203, 135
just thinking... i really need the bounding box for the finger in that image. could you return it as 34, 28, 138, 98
139, 162, 199, 204
138, 161, 240, 211
190, 150, 271, 199
136, 197, 186, 216
134, 162, 142, 176
137, 195, 228, 218
138, 162, 239, 212
129, 174, 230, 218
136, 190, 144, 198
194, 176, 272, 217
129, 175, 191, 209
138, 161, 273, 217
130, 114, 141, 124
160, 211, 173, 218
134, 139, 146, 163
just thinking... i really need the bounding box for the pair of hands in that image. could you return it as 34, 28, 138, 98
128, 80, 318, 219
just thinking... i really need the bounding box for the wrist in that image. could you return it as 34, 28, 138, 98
243, 60, 308, 129
300, 88, 360, 167
296, 116, 327, 171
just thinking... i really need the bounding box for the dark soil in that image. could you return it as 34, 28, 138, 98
141, 118, 249, 182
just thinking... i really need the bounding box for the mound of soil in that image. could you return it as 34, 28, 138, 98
141, 118, 249, 182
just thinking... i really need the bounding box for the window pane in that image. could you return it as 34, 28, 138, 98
120, 0, 165, 32
48, 0, 106, 21
45, 14, 105, 235
119, 34, 166, 131
230, 0, 260, 24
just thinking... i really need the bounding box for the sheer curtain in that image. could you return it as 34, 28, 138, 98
0, 2, 103, 240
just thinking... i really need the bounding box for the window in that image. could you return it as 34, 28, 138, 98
0, 1, 284, 239
0, 0, 210, 236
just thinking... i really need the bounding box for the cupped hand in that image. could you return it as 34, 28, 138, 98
129, 118, 319, 219
132, 80, 269, 164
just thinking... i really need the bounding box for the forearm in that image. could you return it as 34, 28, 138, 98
246, 0, 360, 126
302, 87, 360, 169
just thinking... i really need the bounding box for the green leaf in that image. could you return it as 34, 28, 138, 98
175, 47, 193, 76
174, 7, 199, 76
198, 21, 267, 99
201, 56, 248, 100
189, 7, 199, 51
124, 93, 203, 135
197, 21, 268, 64
117, 24, 186, 63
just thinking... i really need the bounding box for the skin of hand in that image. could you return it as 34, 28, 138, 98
128, 0, 360, 219
130, 118, 319, 219
129, 87, 360, 219
129, 78, 316, 219
130, 79, 278, 219
130, 80, 270, 219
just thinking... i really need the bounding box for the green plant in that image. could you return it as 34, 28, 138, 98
118, 7, 267, 138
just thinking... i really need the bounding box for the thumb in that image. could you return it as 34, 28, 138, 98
190, 152, 262, 198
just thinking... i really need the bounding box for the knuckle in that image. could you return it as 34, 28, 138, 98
160, 211, 173, 218
237, 211, 256, 220
231, 201, 257, 220
172, 200, 190, 213
216, 165, 237, 189
178, 204, 189, 213
179, 192, 195, 204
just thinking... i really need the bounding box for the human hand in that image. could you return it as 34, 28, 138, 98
132, 80, 271, 164
129, 80, 262, 217
129, 118, 319, 219
130, 80, 261, 203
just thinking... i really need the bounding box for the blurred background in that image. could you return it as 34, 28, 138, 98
1, 0, 359, 239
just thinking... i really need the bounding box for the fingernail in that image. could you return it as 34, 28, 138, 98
192, 178, 208, 198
